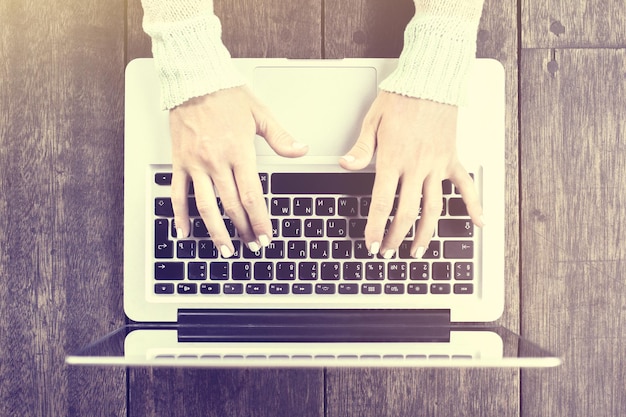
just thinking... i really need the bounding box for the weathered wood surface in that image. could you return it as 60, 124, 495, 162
520, 48, 626, 417
0, 1, 127, 416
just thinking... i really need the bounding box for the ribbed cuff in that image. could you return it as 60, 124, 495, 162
144, 11, 245, 109
379, 13, 480, 106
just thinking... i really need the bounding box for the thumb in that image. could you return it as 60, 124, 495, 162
339, 120, 377, 171
255, 110, 308, 158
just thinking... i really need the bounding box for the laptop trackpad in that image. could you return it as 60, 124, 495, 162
253, 66, 378, 157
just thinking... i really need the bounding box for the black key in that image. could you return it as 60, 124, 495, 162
432, 262, 451, 280
232, 262, 251, 280
438, 219, 473, 238
155, 172, 172, 185
293, 198, 313, 215
271, 172, 375, 195
423, 241, 441, 259
353, 240, 373, 259
326, 219, 347, 237
230, 241, 242, 258
265, 241, 285, 259
210, 262, 229, 280
362, 283, 382, 294
338, 283, 359, 294
448, 198, 469, 216
155, 198, 174, 217
154, 283, 174, 294
224, 283, 243, 294
155, 219, 170, 242
271, 198, 290, 216
410, 262, 429, 280
293, 284, 313, 294
254, 262, 273, 280
332, 241, 352, 259
269, 283, 289, 294
177, 283, 197, 294
365, 262, 385, 280
246, 283, 267, 294
408, 283, 428, 294
385, 283, 405, 294
155, 240, 173, 259
360, 197, 371, 217
315, 198, 335, 216
455, 262, 473, 280
155, 262, 184, 280
193, 219, 209, 237
431, 284, 451, 294
287, 241, 307, 259
315, 283, 336, 294
243, 245, 263, 259
388, 262, 407, 280
454, 284, 474, 294
338, 197, 359, 216
304, 219, 324, 237
321, 262, 340, 280
198, 240, 218, 259
176, 240, 196, 259
271, 219, 280, 238
276, 262, 296, 280
200, 283, 220, 294
398, 241, 413, 259
281, 219, 301, 237
310, 241, 329, 259
444, 241, 474, 259
259, 173, 269, 194
188, 262, 207, 280
442, 180, 453, 195
348, 219, 367, 238
224, 219, 236, 237
343, 262, 363, 280
299, 262, 318, 280
187, 197, 200, 217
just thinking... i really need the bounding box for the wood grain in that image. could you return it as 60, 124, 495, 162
126, 1, 325, 415
522, 0, 626, 48
324, 1, 521, 415
0, 1, 127, 416
520, 48, 626, 417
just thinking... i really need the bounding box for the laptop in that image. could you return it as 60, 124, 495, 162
66, 58, 561, 367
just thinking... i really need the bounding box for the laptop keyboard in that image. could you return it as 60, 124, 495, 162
152, 170, 477, 298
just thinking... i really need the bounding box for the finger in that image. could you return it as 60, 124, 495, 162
233, 157, 273, 249
254, 108, 308, 158
411, 176, 443, 258
171, 169, 191, 239
339, 112, 379, 171
364, 168, 399, 256
192, 173, 235, 258
450, 165, 484, 226
381, 174, 424, 254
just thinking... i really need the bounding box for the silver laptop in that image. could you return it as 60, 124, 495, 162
66, 58, 561, 367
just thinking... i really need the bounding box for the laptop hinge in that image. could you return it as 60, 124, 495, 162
176, 309, 451, 343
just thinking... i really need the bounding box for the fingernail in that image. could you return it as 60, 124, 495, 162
341, 155, 356, 163
370, 242, 380, 255
413, 246, 426, 259
248, 241, 260, 252
176, 228, 184, 239
383, 249, 395, 259
220, 245, 233, 258
292, 141, 307, 149
259, 234, 271, 247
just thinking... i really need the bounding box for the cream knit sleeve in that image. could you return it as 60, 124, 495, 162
141, 0, 245, 109
379, 0, 485, 106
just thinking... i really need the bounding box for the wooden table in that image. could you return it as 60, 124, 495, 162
1, 0, 624, 415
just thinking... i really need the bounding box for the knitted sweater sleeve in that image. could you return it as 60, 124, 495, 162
379, 0, 485, 106
141, 0, 245, 109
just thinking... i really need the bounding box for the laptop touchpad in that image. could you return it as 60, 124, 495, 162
253, 66, 378, 157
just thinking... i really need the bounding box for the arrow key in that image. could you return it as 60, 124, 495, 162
155, 262, 184, 280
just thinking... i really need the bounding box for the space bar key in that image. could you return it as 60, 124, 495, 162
271, 173, 375, 195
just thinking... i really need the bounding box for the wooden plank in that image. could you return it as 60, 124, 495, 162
522, 0, 626, 48
0, 1, 127, 416
323, 0, 521, 415
126, 1, 325, 415
520, 48, 626, 417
